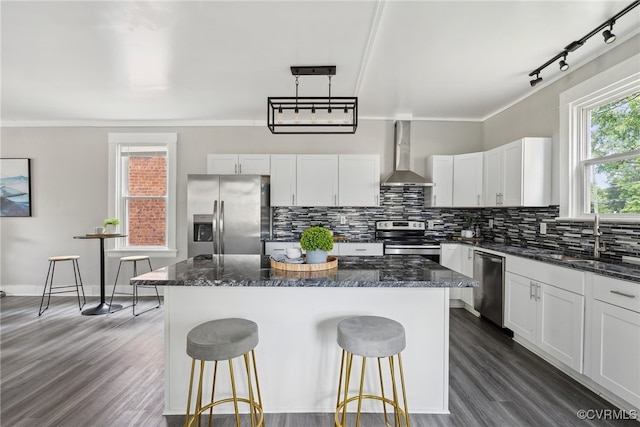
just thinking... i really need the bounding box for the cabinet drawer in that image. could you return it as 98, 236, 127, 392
264, 242, 295, 256
593, 275, 640, 313
339, 243, 383, 256
507, 256, 585, 295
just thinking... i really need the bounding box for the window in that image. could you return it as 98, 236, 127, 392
583, 92, 640, 215
559, 54, 640, 222
108, 133, 177, 255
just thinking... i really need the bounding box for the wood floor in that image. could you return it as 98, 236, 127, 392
1, 296, 636, 426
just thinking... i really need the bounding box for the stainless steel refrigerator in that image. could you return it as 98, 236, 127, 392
187, 174, 270, 258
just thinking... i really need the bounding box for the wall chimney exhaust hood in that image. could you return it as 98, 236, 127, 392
381, 121, 433, 187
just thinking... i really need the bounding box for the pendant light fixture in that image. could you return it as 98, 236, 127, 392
528, 1, 638, 87
267, 66, 358, 134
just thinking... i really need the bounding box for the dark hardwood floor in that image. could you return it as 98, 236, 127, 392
1, 296, 635, 426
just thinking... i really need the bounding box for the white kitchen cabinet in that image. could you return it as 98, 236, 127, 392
453, 152, 483, 207
440, 244, 462, 300
266, 241, 381, 257
338, 242, 383, 256
425, 155, 453, 207
484, 137, 551, 207
589, 275, 640, 408
270, 155, 297, 206
338, 155, 380, 207
264, 241, 298, 256
296, 155, 339, 206
460, 246, 475, 306
207, 154, 270, 175
505, 257, 585, 372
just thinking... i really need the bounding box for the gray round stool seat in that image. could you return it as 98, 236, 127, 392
337, 315, 406, 358
335, 316, 410, 427
184, 318, 263, 427
187, 318, 259, 361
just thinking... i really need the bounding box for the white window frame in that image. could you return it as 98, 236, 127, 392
108, 133, 178, 257
559, 54, 640, 222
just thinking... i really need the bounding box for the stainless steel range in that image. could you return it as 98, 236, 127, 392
375, 220, 440, 262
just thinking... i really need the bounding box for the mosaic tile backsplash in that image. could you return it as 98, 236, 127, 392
272, 187, 640, 262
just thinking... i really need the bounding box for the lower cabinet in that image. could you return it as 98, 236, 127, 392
505, 265, 585, 372
264, 242, 382, 257
440, 243, 474, 307
460, 246, 474, 307
589, 275, 640, 408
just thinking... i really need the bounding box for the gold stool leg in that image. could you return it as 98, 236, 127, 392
207, 361, 219, 427
377, 357, 391, 426
398, 353, 409, 427
355, 356, 367, 427
185, 359, 196, 427
228, 358, 241, 427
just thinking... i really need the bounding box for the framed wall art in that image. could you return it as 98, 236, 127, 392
1, 158, 32, 217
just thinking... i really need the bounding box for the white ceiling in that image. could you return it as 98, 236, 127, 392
2, 1, 639, 125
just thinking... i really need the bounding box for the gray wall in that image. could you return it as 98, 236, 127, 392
0, 120, 483, 294
483, 33, 640, 204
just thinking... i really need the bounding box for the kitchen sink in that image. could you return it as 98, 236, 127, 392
541, 253, 608, 267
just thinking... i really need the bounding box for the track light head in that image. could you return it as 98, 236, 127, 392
530, 73, 543, 87
559, 55, 569, 71
603, 28, 616, 44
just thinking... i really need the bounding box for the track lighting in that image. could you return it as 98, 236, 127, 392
530, 73, 543, 87
559, 55, 569, 71
527, 1, 638, 87
603, 21, 616, 44
267, 65, 358, 134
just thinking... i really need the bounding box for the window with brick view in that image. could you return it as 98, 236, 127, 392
127, 153, 167, 247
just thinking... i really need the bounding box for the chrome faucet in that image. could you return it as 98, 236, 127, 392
593, 214, 606, 258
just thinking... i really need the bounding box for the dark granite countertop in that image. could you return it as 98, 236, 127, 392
131, 254, 477, 288
459, 241, 640, 282
265, 239, 383, 244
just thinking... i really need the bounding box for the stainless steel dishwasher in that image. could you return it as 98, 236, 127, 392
473, 251, 505, 327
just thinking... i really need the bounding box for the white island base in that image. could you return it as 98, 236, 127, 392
163, 286, 450, 415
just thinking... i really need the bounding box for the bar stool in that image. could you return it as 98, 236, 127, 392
108, 255, 160, 316
38, 255, 86, 316
185, 318, 264, 427
335, 316, 409, 427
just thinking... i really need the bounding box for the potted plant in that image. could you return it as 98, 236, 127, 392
300, 225, 334, 264
103, 218, 120, 234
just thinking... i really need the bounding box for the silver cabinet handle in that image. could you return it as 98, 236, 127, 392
536, 283, 541, 301
477, 194, 480, 206
433, 194, 437, 206
234, 164, 238, 174
610, 290, 636, 299
496, 193, 499, 205
530, 281, 535, 300
355, 248, 366, 252
220, 200, 225, 254
213, 200, 218, 254
334, 194, 337, 206
239, 163, 242, 174
468, 248, 472, 260
376, 194, 379, 205
292, 194, 295, 205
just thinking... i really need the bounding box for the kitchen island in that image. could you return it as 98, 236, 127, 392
131, 254, 477, 415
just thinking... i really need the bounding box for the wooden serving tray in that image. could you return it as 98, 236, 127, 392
452, 236, 485, 243
270, 256, 338, 271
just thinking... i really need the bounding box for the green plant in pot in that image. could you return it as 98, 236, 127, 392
103, 218, 120, 234
300, 226, 334, 264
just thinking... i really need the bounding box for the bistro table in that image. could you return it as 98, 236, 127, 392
74, 233, 126, 315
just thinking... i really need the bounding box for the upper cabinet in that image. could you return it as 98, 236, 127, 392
339, 155, 380, 207
207, 154, 270, 175
484, 138, 551, 207
425, 155, 453, 207
453, 152, 483, 207
426, 153, 482, 208
297, 155, 339, 206
270, 155, 297, 206
271, 154, 380, 207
